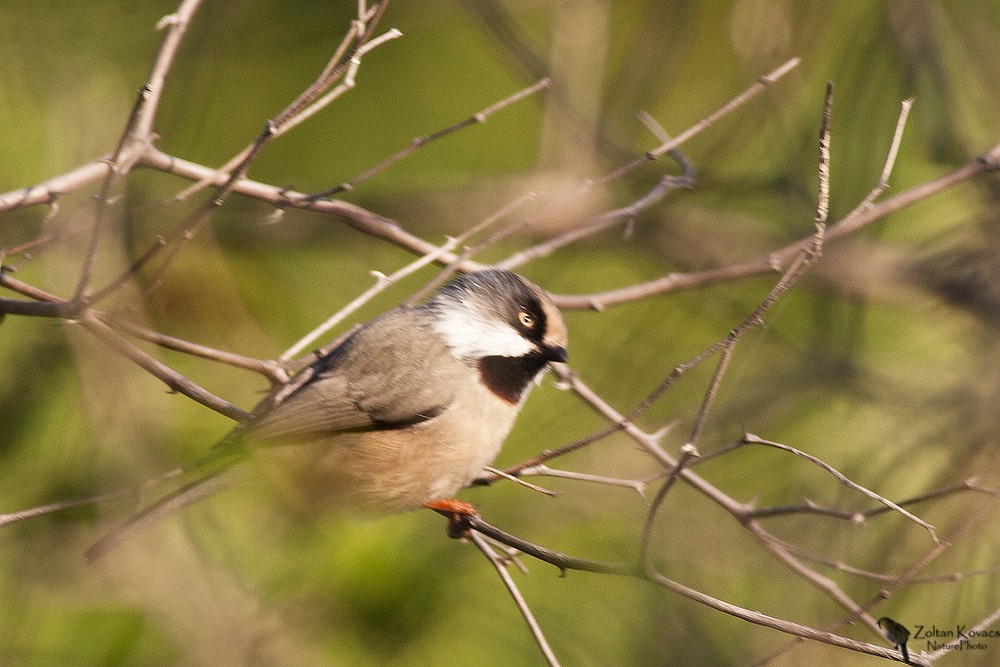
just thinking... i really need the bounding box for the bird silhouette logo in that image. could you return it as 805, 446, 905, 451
877, 617, 912, 665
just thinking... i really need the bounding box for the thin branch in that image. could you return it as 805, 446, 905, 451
640, 445, 699, 564
73, 84, 154, 301
72, 0, 205, 301
686, 340, 735, 450
0, 490, 132, 528
309, 78, 551, 200
746, 520, 882, 636
513, 465, 647, 495
548, 366, 676, 468
757, 487, 1000, 665
482, 466, 557, 496
172, 1, 393, 202
815, 82, 832, 229
136, 0, 205, 139
644, 566, 928, 665
743, 433, 938, 542
550, 94, 929, 310
280, 27, 404, 136
138, 147, 485, 272
496, 111, 695, 272
0, 158, 111, 212
587, 58, 800, 190
745, 478, 991, 521
0, 268, 287, 389
764, 533, 1000, 584
0, 271, 78, 317
279, 237, 462, 361
79, 314, 249, 422
496, 170, 692, 271
470, 531, 562, 667
860, 97, 913, 209
0, 466, 185, 528
404, 191, 540, 305
85, 234, 168, 306
457, 513, 926, 664
103, 316, 289, 384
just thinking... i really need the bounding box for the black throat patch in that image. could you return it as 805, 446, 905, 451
478, 354, 549, 404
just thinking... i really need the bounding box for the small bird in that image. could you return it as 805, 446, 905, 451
877, 616, 912, 665
86, 269, 568, 560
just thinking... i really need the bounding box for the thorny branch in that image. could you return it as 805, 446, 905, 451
470, 532, 562, 667
479, 83, 967, 661
2, 3, 1000, 666
308, 77, 553, 200
756, 486, 1000, 665
451, 513, 930, 665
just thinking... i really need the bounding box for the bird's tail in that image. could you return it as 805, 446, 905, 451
85, 452, 244, 563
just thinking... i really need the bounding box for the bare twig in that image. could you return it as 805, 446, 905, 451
550, 95, 930, 310
73, 0, 204, 301
743, 433, 938, 542
746, 478, 990, 521
103, 316, 289, 384
172, 1, 395, 202
309, 78, 551, 200
457, 513, 927, 664
757, 487, 1000, 665
764, 533, 1000, 584
470, 531, 562, 667
79, 314, 249, 421
513, 465, 647, 495
495, 110, 695, 272
640, 444, 699, 564
137, 147, 484, 272
138, 0, 205, 139
0, 490, 132, 528
482, 466, 557, 496
0, 467, 186, 528
0, 158, 111, 212
584, 58, 800, 192
279, 237, 463, 361
496, 170, 692, 271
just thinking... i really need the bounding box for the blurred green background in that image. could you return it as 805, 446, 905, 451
3, 1, 1000, 665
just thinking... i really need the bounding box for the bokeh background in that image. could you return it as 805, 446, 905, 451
3, 1, 1000, 665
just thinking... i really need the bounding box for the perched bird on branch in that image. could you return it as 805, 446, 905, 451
86, 269, 568, 560
877, 616, 912, 665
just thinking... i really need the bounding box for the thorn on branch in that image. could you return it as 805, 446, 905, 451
978, 142, 1000, 170
262, 208, 285, 225
156, 13, 181, 31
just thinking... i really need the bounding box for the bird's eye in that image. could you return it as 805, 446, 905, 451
518, 311, 535, 329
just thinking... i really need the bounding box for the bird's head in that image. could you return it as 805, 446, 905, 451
429, 269, 568, 365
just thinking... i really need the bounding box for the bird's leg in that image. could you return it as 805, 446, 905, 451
425, 499, 478, 538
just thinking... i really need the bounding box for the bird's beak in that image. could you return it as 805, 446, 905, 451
541, 344, 568, 363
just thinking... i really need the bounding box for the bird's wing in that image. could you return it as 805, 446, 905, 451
249, 308, 462, 442
87, 309, 464, 557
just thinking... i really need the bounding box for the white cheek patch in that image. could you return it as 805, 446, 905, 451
433, 305, 535, 360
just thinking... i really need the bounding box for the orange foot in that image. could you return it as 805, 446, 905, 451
425, 499, 479, 538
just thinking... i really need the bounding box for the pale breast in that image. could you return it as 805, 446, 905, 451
256, 366, 523, 514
